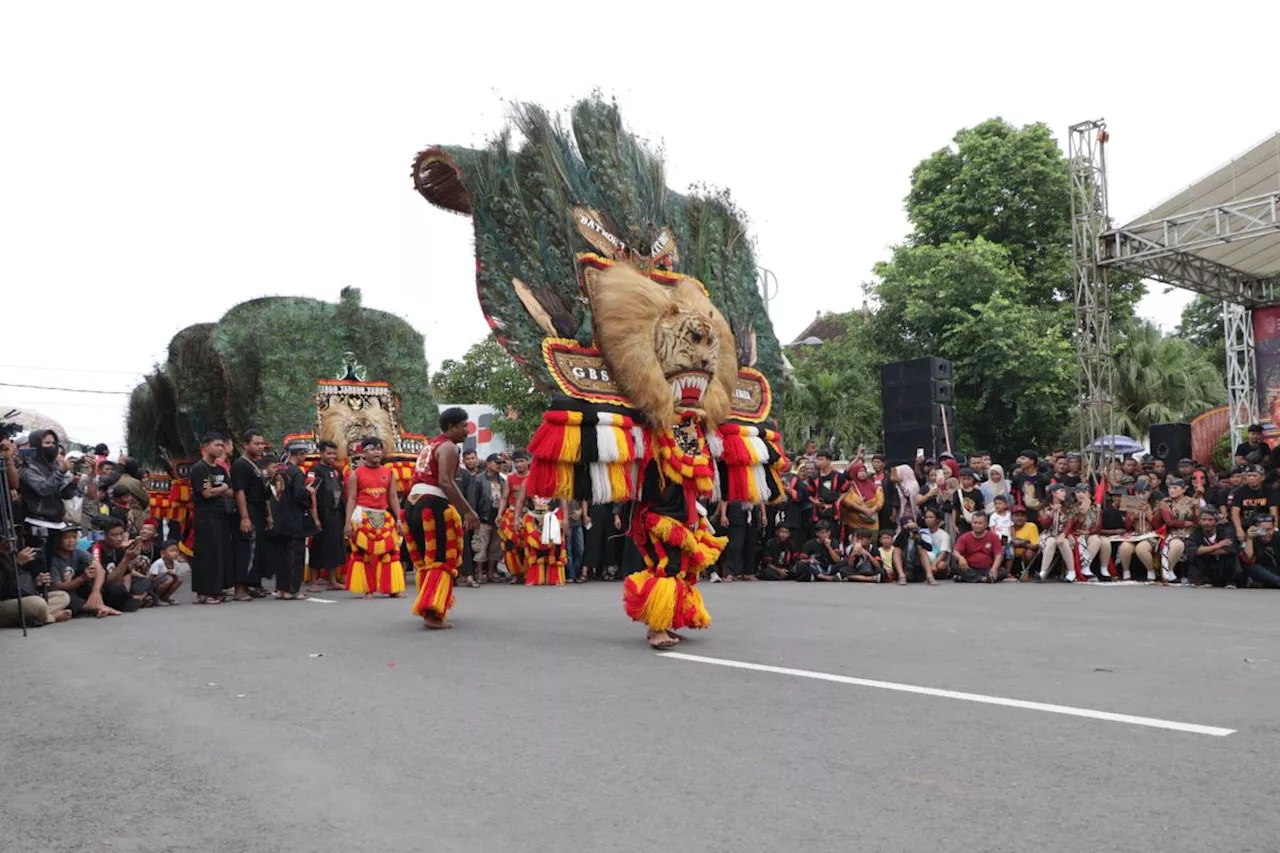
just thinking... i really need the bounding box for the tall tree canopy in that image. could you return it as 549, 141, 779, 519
907, 119, 1071, 295
1176, 293, 1227, 384
430, 335, 545, 448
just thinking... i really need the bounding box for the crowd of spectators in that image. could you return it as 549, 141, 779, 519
7, 422, 1280, 631
1, 431, 190, 628
705, 426, 1280, 589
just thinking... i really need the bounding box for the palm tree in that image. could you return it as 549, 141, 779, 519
1112, 320, 1226, 438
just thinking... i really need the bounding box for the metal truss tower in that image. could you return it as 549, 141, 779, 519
1223, 302, 1259, 449
1068, 120, 1114, 461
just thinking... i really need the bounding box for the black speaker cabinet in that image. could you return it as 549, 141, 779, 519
880, 357, 952, 388
1149, 423, 1192, 465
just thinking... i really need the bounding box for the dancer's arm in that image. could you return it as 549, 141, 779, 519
343, 468, 358, 538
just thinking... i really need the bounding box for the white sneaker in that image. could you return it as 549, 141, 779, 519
710, 572, 722, 583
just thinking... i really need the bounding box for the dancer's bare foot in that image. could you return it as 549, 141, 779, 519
422, 612, 452, 630
647, 629, 679, 650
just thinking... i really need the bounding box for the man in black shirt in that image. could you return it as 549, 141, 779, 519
808, 451, 845, 531
1188, 507, 1240, 587
1229, 465, 1277, 541
274, 441, 318, 598
231, 430, 273, 601
1012, 450, 1049, 514
800, 521, 843, 582
758, 525, 797, 581
1234, 424, 1272, 469
1239, 512, 1280, 588
307, 440, 347, 590
189, 434, 233, 604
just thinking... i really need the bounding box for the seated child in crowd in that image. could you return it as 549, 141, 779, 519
147, 539, 186, 605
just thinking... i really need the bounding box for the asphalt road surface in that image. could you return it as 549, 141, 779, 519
3, 580, 1278, 853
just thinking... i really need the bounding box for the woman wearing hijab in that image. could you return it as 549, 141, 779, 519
981, 464, 1009, 513
840, 463, 883, 539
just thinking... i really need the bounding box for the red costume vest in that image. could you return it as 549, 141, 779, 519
354, 464, 394, 509
414, 435, 453, 488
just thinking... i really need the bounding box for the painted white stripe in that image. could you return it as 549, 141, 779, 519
659, 652, 1235, 737
305, 596, 336, 604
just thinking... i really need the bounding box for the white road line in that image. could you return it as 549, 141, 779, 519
659, 652, 1235, 737
305, 597, 336, 604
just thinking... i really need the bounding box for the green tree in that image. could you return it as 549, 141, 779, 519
907, 119, 1071, 293
1112, 320, 1227, 438
1175, 293, 1224, 350
430, 335, 546, 448
780, 314, 884, 457
904, 117, 1144, 320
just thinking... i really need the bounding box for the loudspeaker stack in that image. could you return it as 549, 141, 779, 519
1148, 422, 1192, 467
880, 356, 955, 465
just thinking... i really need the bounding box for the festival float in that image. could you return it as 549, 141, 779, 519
126, 288, 433, 541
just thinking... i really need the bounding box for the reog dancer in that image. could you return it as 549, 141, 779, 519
408, 407, 480, 629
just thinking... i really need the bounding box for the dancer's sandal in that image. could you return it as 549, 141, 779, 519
647, 633, 680, 650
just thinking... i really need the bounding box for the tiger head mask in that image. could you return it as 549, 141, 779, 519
587, 262, 737, 429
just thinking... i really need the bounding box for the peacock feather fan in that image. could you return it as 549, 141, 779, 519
412, 94, 785, 398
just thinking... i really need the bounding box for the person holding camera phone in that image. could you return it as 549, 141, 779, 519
1238, 513, 1280, 588
17, 429, 78, 525
0, 538, 74, 627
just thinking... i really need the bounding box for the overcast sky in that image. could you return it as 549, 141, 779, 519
2, 1, 1276, 452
